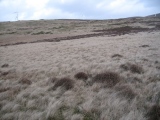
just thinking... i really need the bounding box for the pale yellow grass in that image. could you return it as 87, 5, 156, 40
0, 31, 160, 120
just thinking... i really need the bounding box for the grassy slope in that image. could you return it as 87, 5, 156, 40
0, 17, 160, 120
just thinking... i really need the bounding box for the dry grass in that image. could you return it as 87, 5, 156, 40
120, 63, 144, 74
115, 85, 137, 100
48, 77, 58, 84
19, 78, 32, 85
83, 110, 100, 120
0, 18, 160, 120
93, 71, 121, 87
53, 77, 74, 90
74, 72, 88, 80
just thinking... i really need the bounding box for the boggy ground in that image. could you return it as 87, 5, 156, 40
0, 17, 160, 120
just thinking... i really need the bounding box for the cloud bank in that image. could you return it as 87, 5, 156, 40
0, 0, 159, 21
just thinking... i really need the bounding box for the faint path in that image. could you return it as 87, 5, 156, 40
0, 26, 159, 47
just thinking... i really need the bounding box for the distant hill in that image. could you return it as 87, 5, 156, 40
146, 13, 160, 17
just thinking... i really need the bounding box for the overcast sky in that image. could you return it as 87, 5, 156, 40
0, 0, 160, 21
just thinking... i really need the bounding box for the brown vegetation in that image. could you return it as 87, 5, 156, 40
53, 77, 74, 90
145, 104, 160, 120
0, 18, 160, 120
19, 78, 32, 85
111, 54, 123, 58
93, 71, 121, 87
120, 63, 144, 74
93, 26, 150, 36
130, 64, 143, 74
0, 87, 10, 93
0, 25, 155, 47
140, 45, 150, 47
74, 72, 88, 80
1, 64, 9, 68
1, 71, 9, 76
120, 63, 130, 71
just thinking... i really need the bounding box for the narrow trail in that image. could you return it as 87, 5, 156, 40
0, 26, 159, 47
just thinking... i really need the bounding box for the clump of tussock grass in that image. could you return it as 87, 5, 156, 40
115, 85, 137, 100
19, 78, 32, 85
155, 61, 159, 64
53, 77, 74, 90
130, 64, 143, 74
145, 104, 160, 120
1, 64, 9, 68
1, 71, 9, 76
120, 64, 130, 71
139, 45, 150, 47
0, 103, 2, 110
111, 54, 123, 58
120, 63, 144, 74
93, 71, 121, 87
32, 31, 52, 35
0, 69, 17, 79
83, 109, 101, 120
0, 87, 10, 93
32, 31, 45, 35
74, 72, 88, 80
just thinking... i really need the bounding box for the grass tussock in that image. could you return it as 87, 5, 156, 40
19, 78, 32, 85
115, 85, 137, 100
120, 63, 144, 74
74, 72, 88, 80
145, 104, 160, 120
140, 45, 150, 48
1, 64, 9, 68
0, 87, 10, 93
111, 54, 123, 58
93, 71, 121, 87
32, 31, 52, 35
120, 64, 130, 71
130, 64, 143, 74
32, 31, 45, 35
53, 77, 74, 90
1, 71, 9, 76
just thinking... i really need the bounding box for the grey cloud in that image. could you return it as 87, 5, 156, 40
47, 0, 117, 19
0, 0, 160, 21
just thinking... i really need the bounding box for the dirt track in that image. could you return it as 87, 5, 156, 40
1, 26, 159, 46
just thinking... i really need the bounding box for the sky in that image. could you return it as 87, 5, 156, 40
0, 0, 160, 21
